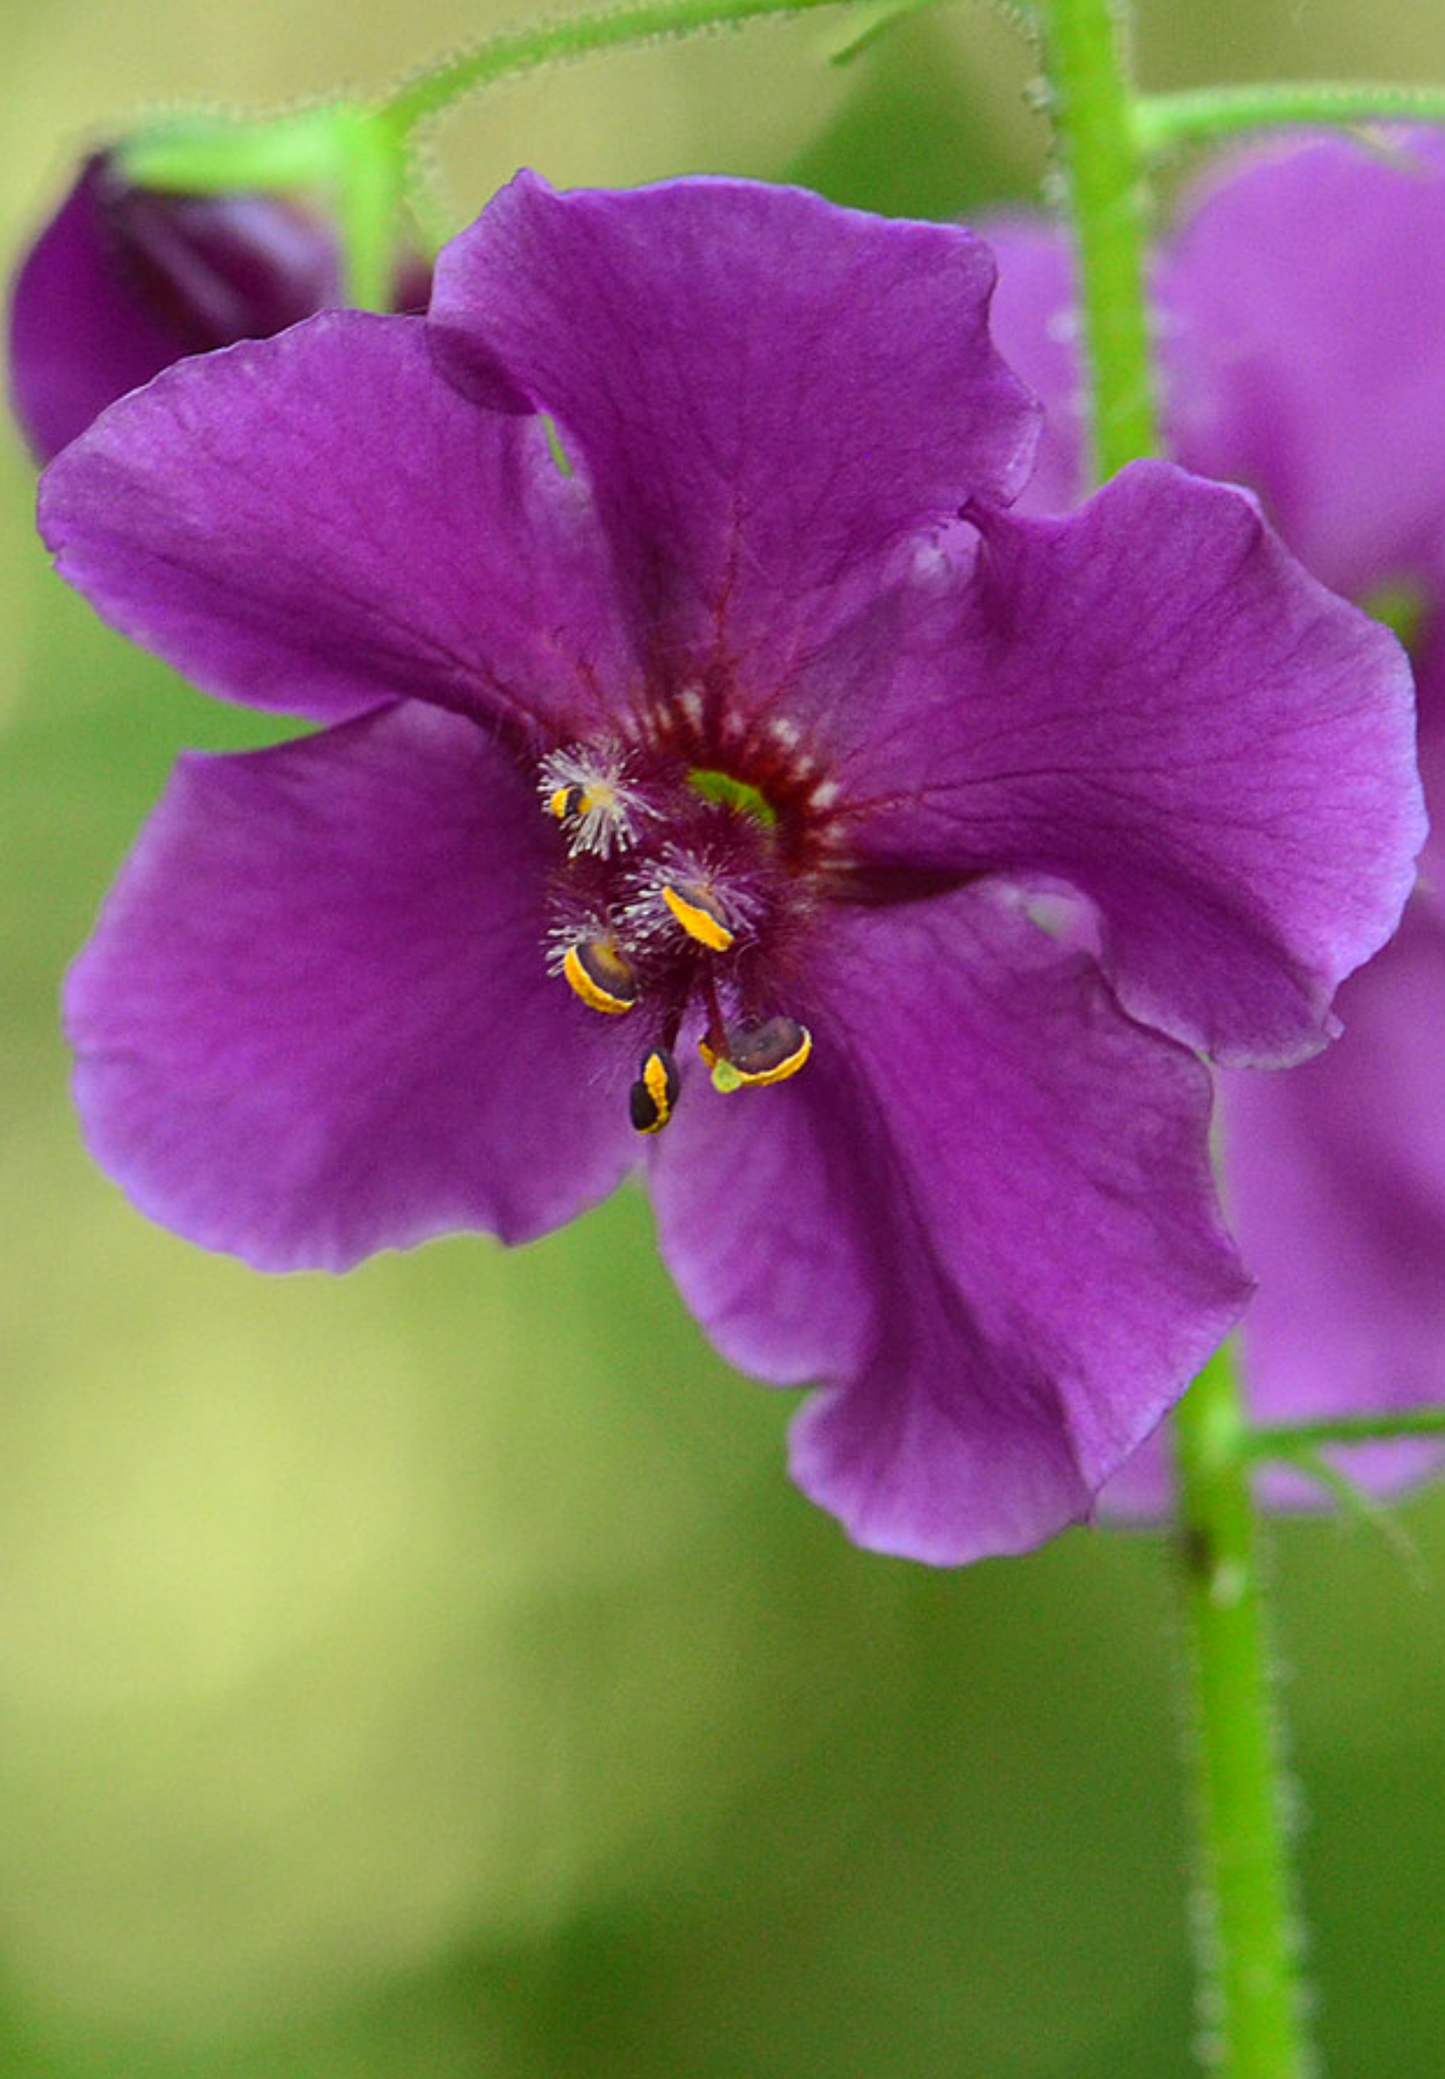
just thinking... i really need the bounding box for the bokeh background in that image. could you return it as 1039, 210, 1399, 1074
5, 2, 1445, 2073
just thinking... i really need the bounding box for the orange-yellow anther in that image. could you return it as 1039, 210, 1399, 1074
562, 938, 639, 1015
629, 1047, 680, 1133
701, 1016, 812, 1090
662, 881, 734, 952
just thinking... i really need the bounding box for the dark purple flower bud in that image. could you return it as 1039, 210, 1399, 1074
8, 151, 428, 461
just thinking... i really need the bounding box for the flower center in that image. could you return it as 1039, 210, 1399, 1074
684, 767, 778, 827
540, 730, 823, 1134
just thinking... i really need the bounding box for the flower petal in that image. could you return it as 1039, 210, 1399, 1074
1158, 133, 1445, 598
1227, 896, 1445, 1477
39, 311, 632, 731
429, 171, 1039, 681
1409, 606, 1445, 890
972, 217, 1088, 515
1105, 896, 1445, 1516
65, 704, 637, 1268
989, 138, 1445, 596
649, 884, 1249, 1564
840, 460, 1423, 1067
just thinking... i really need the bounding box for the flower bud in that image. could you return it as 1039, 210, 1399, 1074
8, 151, 428, 461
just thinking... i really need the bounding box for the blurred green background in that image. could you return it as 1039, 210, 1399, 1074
5, 2, 1445, 2074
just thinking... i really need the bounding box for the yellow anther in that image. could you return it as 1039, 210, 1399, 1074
700, 1016, 812, 1090
629, 1047, 680, 1134
562, 938, 639, 1016
539, 750, 644, 857
735, 1024, 811, 1085
662, 880, 734, 952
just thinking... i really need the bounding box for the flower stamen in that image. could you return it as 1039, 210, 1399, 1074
701, 1015, 812, 1091
539, 746, 647, 857
562, 936, 640, 1015
546, 783, 586, 821
629, 1046, 681, 1134
661, 879, 735, 952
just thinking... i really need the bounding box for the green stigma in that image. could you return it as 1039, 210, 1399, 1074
709, 1057, 746, 1093
687, 767, 778, 827
1363, 580, 1427, 654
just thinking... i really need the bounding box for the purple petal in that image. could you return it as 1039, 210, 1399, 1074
975, 217, 1088, 515
429, 171, 1040, 682
1227, 894, 1445, 1484
9, 154, 342, 463
981, 161, 1445, 1517
649, 883, 1249, 1564
65, 704, 637, 1269
1410, 607, 1445, 890
39, 311, 632, 731
986, 137, 1445, 595
1105, 896, 1445, 1517
987, 138, 1445, 588
841, 460, 1423, 1067
1159, 133, 1445, 598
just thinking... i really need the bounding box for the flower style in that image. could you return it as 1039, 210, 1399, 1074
39, 173, 1422, 1562
8, 150, 427, 462
983, 133, 1445, 1506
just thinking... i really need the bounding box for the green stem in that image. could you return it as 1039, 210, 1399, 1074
386, 0, 859, 132
1136, 80, 1445, 157
120, 108, 351, 193
1038, 0, 1156, 478
333, 109, 408, 310
1041, 6, 1308, 2072
1248, 1407, 1445, 1456
1173, 1348, 1307, 2079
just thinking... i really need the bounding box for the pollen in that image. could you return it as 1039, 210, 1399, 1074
540, 746, 647, 857
661, 879, 735, 952
547, 783, 585, 821
629, 1046, 680, 1133
562, 937, 640, 1015
701, 1015, 812, 1089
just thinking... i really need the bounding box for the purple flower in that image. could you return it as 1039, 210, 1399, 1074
8, 150, 428, 462
38, 172, 1422, 1562
984, 134, 1445, 1505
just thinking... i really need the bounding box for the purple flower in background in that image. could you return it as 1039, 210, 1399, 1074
39, 173, 1421, 1562
984, 133, 1445, 1506
8, 150, 428, 461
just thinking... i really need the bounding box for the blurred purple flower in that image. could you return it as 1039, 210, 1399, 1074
38, 173, 1422, 1561
8, 150, 428, 461
984, 133, 1445, 1506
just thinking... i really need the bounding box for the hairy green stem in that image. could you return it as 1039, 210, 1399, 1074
120, 109, 352, 192
385, 0, 858, 131
1249, 1407, 1445, 1456
127, 0, 873, 290
1038, 0, 1156, 479
1041, 5, 1309, 2072
1173, 1348, 1307, 2078
334, 110, 408, 309
1136, 80, 1445, 156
